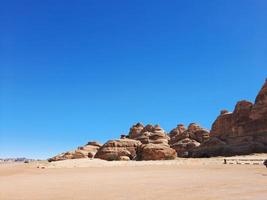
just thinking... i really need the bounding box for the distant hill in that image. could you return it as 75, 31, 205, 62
0, 157, 37, 163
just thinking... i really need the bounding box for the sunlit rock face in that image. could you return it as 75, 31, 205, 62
191, 79, 267, 157
48, 141, 102, 162
137, 143, 176, 161
169, 123, 209, 157
128, 123, 176, 160
128, 123, 170, 145
94, 139, 141, 161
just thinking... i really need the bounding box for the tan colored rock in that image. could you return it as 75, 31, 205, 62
118, 156, 130, 161
48, 149, 88, 162
138, 143, 176, 160
78, 142, 101, 158
94, 139, 141, 161
128, 123, 170, 145
86, 141, 102, 147
48, 141, 102, 162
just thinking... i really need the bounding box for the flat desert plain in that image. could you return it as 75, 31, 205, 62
0, 154, 267, 200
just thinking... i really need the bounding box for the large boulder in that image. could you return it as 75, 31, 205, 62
171, 138, 200, 157
192, 79, 267, 157
48, 141, 102, 162
94, 139, 141, 161
138, 143, 176, 160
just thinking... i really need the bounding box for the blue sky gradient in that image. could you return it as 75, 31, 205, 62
1, 0, 267, 158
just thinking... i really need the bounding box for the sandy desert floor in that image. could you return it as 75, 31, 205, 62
0, 154, 267, 200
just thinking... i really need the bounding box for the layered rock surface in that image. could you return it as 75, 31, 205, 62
191, 79, 267, 157
94, 139, 141, 161
169, 123, 209, 157
48, 79, 267, 160
128, 123, 170, 145
48, 141, 102, 162
128, 123, 176, 160
138, 143, 176, 160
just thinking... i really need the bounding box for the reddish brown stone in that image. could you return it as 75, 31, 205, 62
192, 79, 267, 157
169, 123, 209, 156
128, 123, 170, 145
138, 143, 176, 160
95, 139, 141, 161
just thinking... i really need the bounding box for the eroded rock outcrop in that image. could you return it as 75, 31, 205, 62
128, 123, 170, 145
169, 123, 209, 157
48, 80, 267, 161
94, 139, 141, 161
191, 79, 267, 157
48, 141, 102, 162
128, 123, 176, 160
138, 143, 176, 160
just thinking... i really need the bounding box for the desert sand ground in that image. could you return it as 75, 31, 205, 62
0, 154, 266, 200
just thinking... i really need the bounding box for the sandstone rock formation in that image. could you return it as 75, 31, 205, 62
169, 123, 209, 157
170, 138, 200, 157
138, 143, 176, 160
94, 139, 141, 161
187, 123, 210, 143
48, 141, 102, 162
127, 123, 176, 160
128, 123, 169, 145
128, 122, 145, 140
48, 79, 267, 161
191, 79, 267, 157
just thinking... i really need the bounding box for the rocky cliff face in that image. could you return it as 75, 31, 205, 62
191, 79, 267, 157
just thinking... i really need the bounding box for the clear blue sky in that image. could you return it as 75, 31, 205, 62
0, 0, 266, 159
